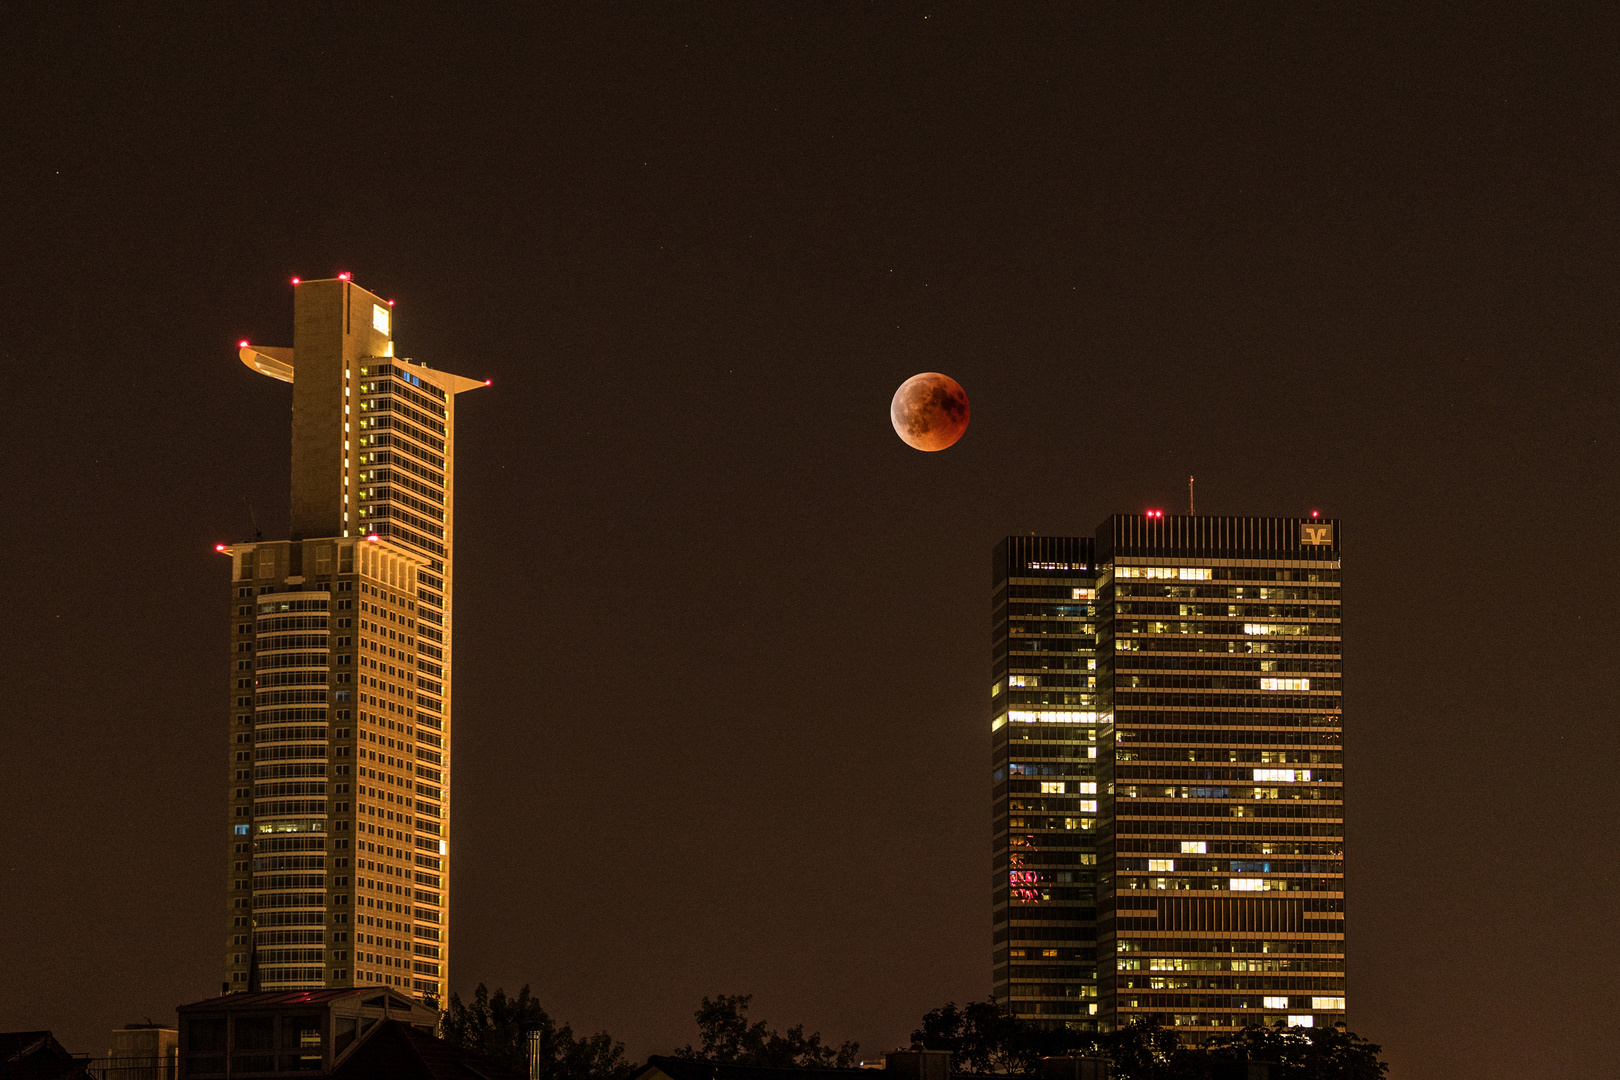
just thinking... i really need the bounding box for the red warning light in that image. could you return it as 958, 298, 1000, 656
238, 339, 250, 348
1146, 509, 1164, 519
387, 299, 395, 306
337, 272, 352, 281
1311, 510, 1320, 518
366, 534, 380, 542
484, 378, 493, 386
291, 277, 301, 285
215, 544, 228, 552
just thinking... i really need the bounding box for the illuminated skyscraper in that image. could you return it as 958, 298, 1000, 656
990, 537, 1104, 1028
221, 277, 486, 1005
993, 516, 1345, 1037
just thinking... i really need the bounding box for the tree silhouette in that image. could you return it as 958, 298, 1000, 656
676, 994, 860, 1068
442, 983, 631, 1080
911, 1003, 1388, 1080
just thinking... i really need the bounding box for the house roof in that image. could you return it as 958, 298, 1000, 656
328, 1019, 527, 1080
634, 1055, 874, 1080
0, 1030, 90, 1079
177, 988, 422, 1011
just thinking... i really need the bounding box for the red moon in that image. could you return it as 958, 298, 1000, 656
890, 372, 970, 451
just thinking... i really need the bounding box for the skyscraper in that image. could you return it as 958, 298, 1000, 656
993, 516, 1345, 1037
991, 537, 1103, 1027
221, 277, 486, 1005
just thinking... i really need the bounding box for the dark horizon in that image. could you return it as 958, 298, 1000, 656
2, 7, 1615, 1079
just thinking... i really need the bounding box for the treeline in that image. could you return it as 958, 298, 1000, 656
441, 986, 1387, 1080
914, 1000, 1387, 1079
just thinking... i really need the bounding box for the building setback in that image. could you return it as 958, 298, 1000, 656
993, 515, 1345, 1036
223, 277, 485, 1005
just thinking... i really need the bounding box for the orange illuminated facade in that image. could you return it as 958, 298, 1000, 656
222, 278, 484, 1006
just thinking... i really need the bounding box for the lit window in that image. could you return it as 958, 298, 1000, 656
1079, 800, 1097, 812
1178, 568, 1211, 580
373, 305, 390, 333
1040, 782, 1064, 794
1009, 710, 1099, 725
1229, 878, 1264, 892
1007, 676, 1032, 687
1260, 677, 1311, 691
1078, 781, 1097, 794
1148, 859, 1174, 872
1288, 1016, 1315, 1028
1253, 768, 1297, 782
1180, 841, 1206, 854
1263, 996, 1288, 1009
1312, 997, 1345, 1010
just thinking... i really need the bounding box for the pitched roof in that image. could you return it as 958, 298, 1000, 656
636, 1055, 873, 1080
0, 1031, 90, 1079
328, 1019, 527, 1080
178, 988, 385, 1010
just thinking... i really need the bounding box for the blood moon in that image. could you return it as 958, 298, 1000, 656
890, 372, 970, 451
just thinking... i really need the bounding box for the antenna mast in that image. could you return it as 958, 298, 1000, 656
1189, 476, 1196, 515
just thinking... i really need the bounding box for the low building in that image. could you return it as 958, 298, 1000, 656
174, 987, 520, 1079
105, 1024, 179, 1080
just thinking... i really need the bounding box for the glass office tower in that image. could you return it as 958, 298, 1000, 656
990, 537, 1103, 1030
995, 516, 1345, 1037
223, 277, 484, 1006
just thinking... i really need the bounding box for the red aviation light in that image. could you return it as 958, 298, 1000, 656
215, 544, 228, 552
291, 277, 301, 285
1311, 510, 1320, 518
238, 339, 250, 348
366, 534, 381, 542
337, 272, 352, 281
387, 299, 395, 306
1146, 509, 1164, 519
484, 378, 493, 386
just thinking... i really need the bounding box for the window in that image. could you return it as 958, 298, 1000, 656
1148, 860, 1174, 872
1263, 996, 1288, 1009
1040, 781, 1064, 794
1229, 879, 1264, 892
373, 304, 390, 333
1180, 841, 1206, 854
1287, 1016, 1315, 1028
1312, 997, 1345, 1010
1261, 678, 1311, 691
1253, 769, 1301, 782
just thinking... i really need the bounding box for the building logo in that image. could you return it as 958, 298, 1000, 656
1301, 523, 1334, 545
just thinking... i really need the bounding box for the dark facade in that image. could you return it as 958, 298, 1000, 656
994, 517, 1345, 1037
174, 988, 522, 1079
990, 537, 1103, 1028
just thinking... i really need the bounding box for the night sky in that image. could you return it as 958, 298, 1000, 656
1, 7, 1615, 1079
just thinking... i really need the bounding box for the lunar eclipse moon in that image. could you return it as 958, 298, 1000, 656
890, 372, 971, 451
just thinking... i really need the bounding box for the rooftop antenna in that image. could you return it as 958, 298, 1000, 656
1189, 476, 1196, 515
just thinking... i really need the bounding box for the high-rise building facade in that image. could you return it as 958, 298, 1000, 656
990, 538, 1103, 1028
993, 516, 1344, 1038
222, 277, 485, 1005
